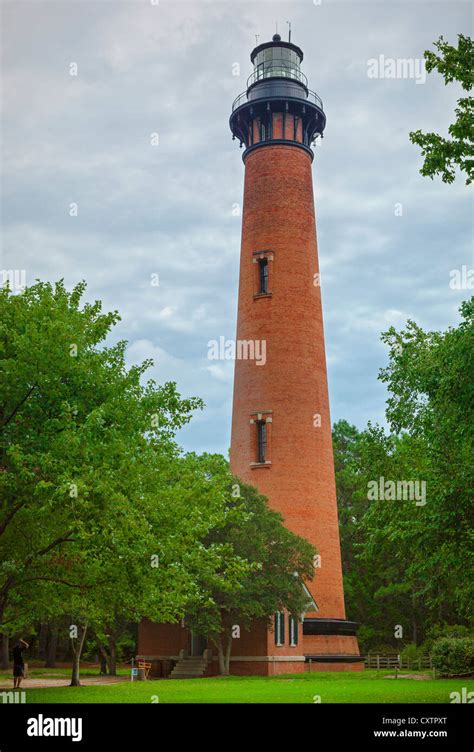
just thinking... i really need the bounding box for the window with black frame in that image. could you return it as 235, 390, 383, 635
257, 419, 267, 463
274, 611, 285, 646
258, 257, 269, 293
289, 615, 299, 646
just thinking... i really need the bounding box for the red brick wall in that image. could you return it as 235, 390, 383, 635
227, 660, 306, 676
272, 112, 283, 139
138, 619, 187, 657
138, 139, 362, 675
230, 144, 347, 620
303, 634, 360, 655
231, 618, 269, 656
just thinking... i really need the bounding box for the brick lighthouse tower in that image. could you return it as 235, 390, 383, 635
137, 33, 362, 678
228, 33, 362, 673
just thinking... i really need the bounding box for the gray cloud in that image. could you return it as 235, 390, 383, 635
2, 0, 472, 452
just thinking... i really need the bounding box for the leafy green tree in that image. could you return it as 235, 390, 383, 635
356, 428, 434, 646
333, 300, 473, 651
182, 454, 315, 674
333, 421, 425, 650
410, 35, 473, 184
0, 280, 205, 684
376, 298, 473, 623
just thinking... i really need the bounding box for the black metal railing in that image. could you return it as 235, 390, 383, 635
231, 87, 323, 113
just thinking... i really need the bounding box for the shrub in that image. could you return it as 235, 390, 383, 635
400, 643, 422, 664
431, 637, 474, 677
356, 625, 380, 653
368, 643, 398, 654
423, 624, 471, 652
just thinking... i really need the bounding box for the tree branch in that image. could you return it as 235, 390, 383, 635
24, 531, 75, 567
1, 385, 37, 429
22, 576, 100, 589
0, 501, 26, 537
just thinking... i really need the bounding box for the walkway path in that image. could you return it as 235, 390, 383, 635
0, 675, 128, 690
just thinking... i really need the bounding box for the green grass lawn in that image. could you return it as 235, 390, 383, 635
15, 670, 474, 704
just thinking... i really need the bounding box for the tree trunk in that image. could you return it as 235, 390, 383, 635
107, 636, 117, 676
216, 639, 226, 675
38, 622, 49, 661
70, 623, 88, 687
70, 653, 81, 687
412, 594, 418, 645
0, 633, 9, 670
45, 627, 58, 668
224, 634, 233, 675
28, 634, 37, 657
97, 644, 108, 675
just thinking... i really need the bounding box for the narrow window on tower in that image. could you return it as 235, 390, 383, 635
253, 251, 273, 298
250, 412, 272, 468
258, 258, 269, 294
289, 615, 299, 646
274, 612, 285, 646
257, 420, 266, 463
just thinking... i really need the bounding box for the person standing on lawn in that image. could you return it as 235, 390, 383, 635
12, 638, 29, 688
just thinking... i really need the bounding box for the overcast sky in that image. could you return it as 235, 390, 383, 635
1, 0, 472, 454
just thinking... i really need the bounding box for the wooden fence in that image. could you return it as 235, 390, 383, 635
364, 654, 433, 670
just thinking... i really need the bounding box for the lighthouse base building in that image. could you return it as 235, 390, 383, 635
138, 34, 363, 677
138, 616, 361, 677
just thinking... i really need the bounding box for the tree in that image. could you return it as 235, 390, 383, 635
0, 633, 8, 670
333, 421, 425, 649
376, 298, 474, 623
355, 427, 434, 646
410, 35, 473, 185
182, 454, 316, 675
0, 280, 205, 684
333, 300, 473, 651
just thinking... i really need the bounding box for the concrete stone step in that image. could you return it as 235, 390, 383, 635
168, 654, 210, 679
179, 659, 206, 664
174, 662, 206, 667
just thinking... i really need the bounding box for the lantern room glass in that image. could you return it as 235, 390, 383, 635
252, 45, 304, 85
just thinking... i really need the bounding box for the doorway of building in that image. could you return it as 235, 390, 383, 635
190, 632, 207, 656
